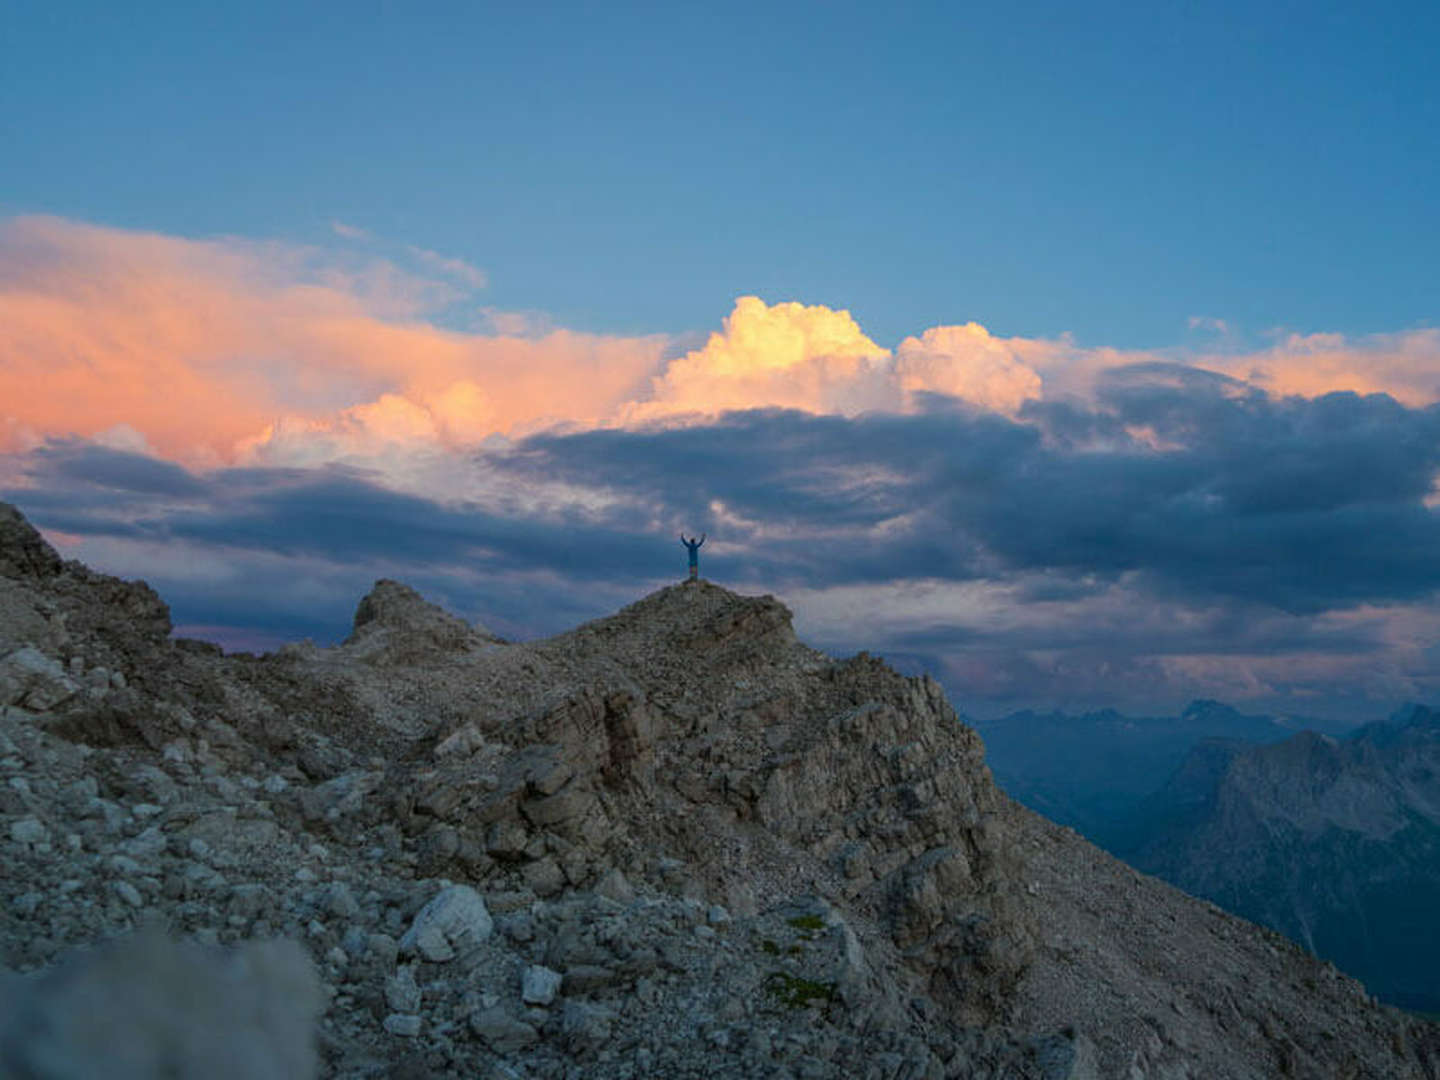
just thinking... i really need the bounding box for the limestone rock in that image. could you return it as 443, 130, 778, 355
398, 884, 493, 962
521, 963, 562, 1006
0, 646, 79, 710
384, 964, 422, 1014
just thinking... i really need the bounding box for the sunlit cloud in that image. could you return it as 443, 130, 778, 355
6, 213, 1440, 718
7, 214, 1439, 486
0, 215, 665, 467
1205, 329, 1440, 407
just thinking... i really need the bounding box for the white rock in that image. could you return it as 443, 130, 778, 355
521, 964, 562, 1006
434, 722, 485, 759
399, 885, 492, 962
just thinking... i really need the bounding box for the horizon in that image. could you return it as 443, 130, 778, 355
5, 4, 1439, 723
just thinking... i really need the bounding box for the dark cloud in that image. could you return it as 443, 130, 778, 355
30, 439, 209, 497
6, 381, 1440, 717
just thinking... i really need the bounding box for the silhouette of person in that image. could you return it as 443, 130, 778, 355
680, 532, 705, 581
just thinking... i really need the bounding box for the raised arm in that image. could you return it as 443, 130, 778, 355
697, 534, 706, 547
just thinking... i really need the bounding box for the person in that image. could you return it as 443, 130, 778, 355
680, 532, 705, 581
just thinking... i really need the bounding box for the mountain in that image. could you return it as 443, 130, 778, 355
1121, 709, 1440, 1012
973, 701, 1322, 850
1, 500, 1436, 1078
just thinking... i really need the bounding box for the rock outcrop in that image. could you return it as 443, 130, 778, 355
1, 501, 1437, 1079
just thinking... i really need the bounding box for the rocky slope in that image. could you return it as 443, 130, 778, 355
1124, 709, 1440, 1012
1, 500, 1437, 1079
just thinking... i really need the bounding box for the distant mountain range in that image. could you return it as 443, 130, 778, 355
973, 699, 1341, 851
978, 701, 1440, 1011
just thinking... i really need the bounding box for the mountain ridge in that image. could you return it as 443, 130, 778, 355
1, 501, 1436, 1078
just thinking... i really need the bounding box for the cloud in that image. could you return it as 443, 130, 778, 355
10, 372, 1440, 718
330, 221, 369, 240
628, 297, 1046, 422
7, 214, 1440, 719
1206, 329, 1440, 407
406, 245, 488, 290
0, 215, 666, 466
894, 323, 1043, 414
628, 296, 896, 420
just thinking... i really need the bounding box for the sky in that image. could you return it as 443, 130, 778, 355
3, 2, 1439, 721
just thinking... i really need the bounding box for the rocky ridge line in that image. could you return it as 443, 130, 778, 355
1, 500, 1437, 1079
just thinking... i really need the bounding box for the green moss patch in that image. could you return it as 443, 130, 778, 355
764, 971, 837, 1009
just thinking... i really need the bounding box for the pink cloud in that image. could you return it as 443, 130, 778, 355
4, 215, 1438, 480
0, 216, 665, 464
1204, 329, 1440, 407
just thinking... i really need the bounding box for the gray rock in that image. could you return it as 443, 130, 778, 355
469, 1006, 538, 1053
561, 999, 615, 1054
113, 880, 144, 907
521, 963, 562, 1005
0, 646, 78, 710
9, 816, 48, 847
398, 884, 492, 962
368, 933, 399, 971
385, 964, 422, 1014
594, 867, 635, 904
0, 932, 320, 1079
325, 881, 360, 920
561, 965, 616, 994
522, 857, 565, 897
383, 1013, 422, 1038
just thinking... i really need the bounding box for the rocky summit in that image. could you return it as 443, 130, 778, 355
0, 501, 1436, 1079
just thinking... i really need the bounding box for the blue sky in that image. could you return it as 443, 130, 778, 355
6, 2, 1437, 346
3, 3, 1439, 721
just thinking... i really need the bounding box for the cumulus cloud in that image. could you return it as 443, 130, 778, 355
630, 296, 896, 419
894, 323, 1043, 414
629, 297, 1048, 422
